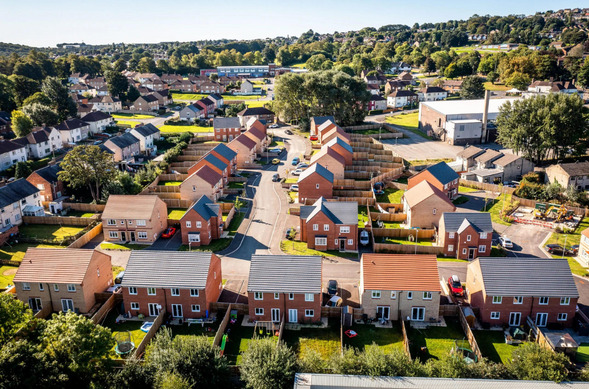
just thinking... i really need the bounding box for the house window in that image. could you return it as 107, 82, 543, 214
449, 232, 455, 239
186, 221, 192, 228
274, 293, 279, 300
305, 309, 314, 317
492, 296, 502, 304
22, 282, 30, 291
478, 245, 486, 253
171, 288, 180, 296
480, 232, 487, 239
423, 292, 432, 300
191, 305, 200, 312
462, 248, 467, 255
129, 287, 137, 295
289, 293, 294, 300
67, 284, 76, 292
391, 291, 397, 299
448, 244, 454, 252
137, 232, 147, 239
107, 219, 116, 225
557, 313, 567, 321
53, 284, 59, 292
305, 293, 314, 302
539, 297, 549, 305
109, 231, 118, 239
188, 233, 200, 242
254, 292, 263, 300
39, 283, 44, 291
315, 237, 327, 246
313, 224, 318, 231
136, 220, 146, 226
316, 184, 320, 189
340, 226, 350, 234
255, 308, 264, 315
348, 239, 353, 246
407, 292, 413, 300
490, 312, 500, 320
561, 297, 570, 305
190, 289, 199, 297
466, 235, 471, 242
196, 221, 202, 228
513, 296, 523, 304
324, 224, 329, 231
130, 302, 139, 310
147, 288, 156, 296
371, 290, 381, 299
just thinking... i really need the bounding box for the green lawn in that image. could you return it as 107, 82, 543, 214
112, 113, 155, 119
18, 225, 85, 242
343, 325, 404, 353
0, 243, 66, 262
473, 330, 519, 364
158, 181, 182, 186
115, 120, 140, 127
283, 322, 341, 359
159, 125, 213, 134
222, 94, 265, 100
65, 210, 96, 218
358, 205, 370, 228
407, 158, 454, 167
228, 182, 245, 189
459, 186, 480, 193
171, 93, 211, 101
280, 240, 358, 260
483, 82, 510, 91
576, 343, 589, 363
179, 238, 232, 253
481, 193, 514, 226
226, 211, 245, 235
169, 321, 218, 344
377, 237, 433, 246
224, 324, 254, 365
408, 317, 465, 361
386, 113, 431, 140
100, 243, 148, 251
102, 309, 147, 359
0, 265, 18, 289
546, 217, 589, 248
376, 188, 404, 204
452, 196, 469, 205
168, 208, 188, 219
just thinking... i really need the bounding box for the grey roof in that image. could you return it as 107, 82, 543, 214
325, 137, 353, 155
132, 123, 159, 137
440, 212, 492, 233
248, 255, 322, 293
0, 179, 39, 208
108, 133, 139, 149
33, 164, 62, 183
311, 116, 335, 127
298, 163, 334, 184
238, 107, 275, 116
55, 118, 88, 131
209, 93, 223, 101
184, 104, 203, 113
552, 161, 589, 177
213, 117, 241, 129
456, 146, 484, 159
81, 111, 112, 122
423, 162, 459, 185
121, 251, 214, 289
203, 153, 227, 171
476, 257, 579, 298
294, 373, 589, 389
300, 197, 358, 225
212, 143, 237, 161
185, 195, 219, 221
0, 139, 27, 153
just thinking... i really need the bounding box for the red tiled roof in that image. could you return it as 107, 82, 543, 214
194, 165, 222, 186
362, 254, 440, 291
403, 181, 455, 209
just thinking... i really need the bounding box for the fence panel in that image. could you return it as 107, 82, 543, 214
162, 199, 193, 209
458, 179, 516, 194
134, 309, 166, 358
372, 228, 435, 239
213, 304, 232, 347
401, 319, 412, 360
159, 173, 188, 181
91, 292, 117, 325
60, 203, 106, 212
369, 213, 406, 222
458, 307, 483, 361
68, 223, 103, 249
373, 243, 444, 255
22, 215, 96, 226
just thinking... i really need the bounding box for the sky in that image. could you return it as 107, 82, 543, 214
1, 0, 583, 47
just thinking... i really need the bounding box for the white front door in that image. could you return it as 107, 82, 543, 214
148, 303, 160, 317
61, 299, 74, 312
411, 307, 425, 321
288, 309, 298, 323
376, 306, 390, 320
172, 304, 183, 318
509, 312, 521, 326
536, 313, 548, 327
271, 308, 280, 322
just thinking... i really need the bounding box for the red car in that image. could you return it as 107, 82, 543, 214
161, 227, 176, 238
448, 275, 464, 296
310, 135, 318, 141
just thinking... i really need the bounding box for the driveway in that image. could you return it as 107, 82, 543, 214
498, 223, 551, 258
146, 229, 183, 251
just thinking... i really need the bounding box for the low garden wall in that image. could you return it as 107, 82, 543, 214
68, 223, 103, 249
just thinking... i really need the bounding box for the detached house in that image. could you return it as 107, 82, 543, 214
0, 140, 27, 171
180, 195, 223, 246
408, 161, 459, 199
26, 164, 64, 202
240, 79, 254, 93
55, 118, 90, 144
0, 179, 42, 227
228, 134, 257, 168
310, 148, 345, 180
213, 117, 242, 142
13, 248, 113, 315
81, 111, 113, 134
248, 255, 322, 323
237, 107, 275, 126
402, 181, 456, 229
121, 251, 222, 320
130, 123, 161, 154
467, 257, 579, 328
298, 163, 334, 202
299, 197, 358, 252
102, 195, 168, 244
438, 212, 493, 260
310, 116, 335, 136
360, 254, 441, 322
180, 165, 224, 202
545, 162, 589, 191
103, 133, 140, 162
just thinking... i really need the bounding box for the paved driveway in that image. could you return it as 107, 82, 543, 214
146, 229, 183, 251
497, 223, 551, 258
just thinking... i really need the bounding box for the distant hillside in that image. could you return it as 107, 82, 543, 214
0, 42, 42, 56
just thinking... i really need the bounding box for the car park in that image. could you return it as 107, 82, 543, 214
448, 275, 464, 296
161, 227, 176, 238
327, 280, 338, 295
360, 230, 370, 246
290, 184, 299, 192
498, 236, 513, 249
291, 157, 300, 165
272, 158, 280, 164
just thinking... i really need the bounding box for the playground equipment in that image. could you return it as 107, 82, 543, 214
114, 331, 135, 356
253, 321, 280, 338
451, 339, 478, 364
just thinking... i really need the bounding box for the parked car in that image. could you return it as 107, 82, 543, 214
269, 124, 279, 129
292, 169, 304, 176
448, 275, 464, 296
291, 157, 300, 165
285, 227, 296, 240
285, 129, 293, 135
269, 147, 283, 153
498, 236, 513, 249
272, 173, 280, 182
114, 271, 125, 284
272, 158, 280, 165
310, 135, 318, 141
360, 230, 370, 246
290, 184, 299, 192
161, 227, 176, 238
545, 244, 572, 255
296, 163, 309, 169
325, 295, 342, 307
327, 280, 338, 296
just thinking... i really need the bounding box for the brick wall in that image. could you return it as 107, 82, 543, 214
301, 212, 357, 251
247, 292, 322, 323
298, 174, 333, 202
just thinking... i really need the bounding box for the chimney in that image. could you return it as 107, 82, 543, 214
480, 90, 491, 143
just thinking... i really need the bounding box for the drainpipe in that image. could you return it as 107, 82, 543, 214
46, 282, 54, 312
480, 90, 490, 144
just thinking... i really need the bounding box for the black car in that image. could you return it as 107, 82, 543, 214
285, 129, 293, 135
545, 244, 572, 255
285, 227, 295, 240
327, 280, 338, 296
272, 173, 280, 182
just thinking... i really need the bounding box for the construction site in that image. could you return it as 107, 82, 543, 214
512, 202, 581, 230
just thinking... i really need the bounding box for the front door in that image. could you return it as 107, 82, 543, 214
411, 307, 425, 321
288, 309, 298, 323
509, 312, 521, 326
468, 248, 476, 260
148, 303, 160, 317
339, 239, 345, 252
536, 313, 548, 327
61, 299, 74, 312
376, 306, 390, 320
271, 308, 280, 322
28, 298, 42, 312
121, 231, 127, 242
130, 232, 136, 242
172, 304, 183, 318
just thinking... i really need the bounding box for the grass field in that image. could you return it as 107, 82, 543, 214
576, 343, 589, 363
0, 265, 18, 289
378, 237, 433, 246
280, 240, 358, 260
385, 113, 431, 140
453, 196, 469, 205
546, 217, 589, 248
484, 82, 511, 91
19, 225, 85, 242
112, 113, 154, 119
178, 238, 232, 253
481, 193, 513, 226
168, 208, 188, 219
228, 181, 245, 189
459, 186, 480, 193
158, 125, 213, 134
408, 317, 465, 361
0, 243, 66, 262
170, 322, 218, 344
171, 93, 210, 101
66, 210, 96, 218
115, 120, 140, 127
473, 330, 519, 364
102, 309, 147, 359
283, 322, 341, 359
343, 325, 404, 353
226, 211, 245, 235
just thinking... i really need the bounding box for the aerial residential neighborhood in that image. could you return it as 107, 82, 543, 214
2, 3, 589, 389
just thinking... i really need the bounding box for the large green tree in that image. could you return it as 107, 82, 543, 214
58, 145, 117, 201
41, 76, 77, 121
0, 75, 16, 112
10, 110, 34, 137
105, 70, 129, 99
460, 75, 485, 99
508, 343, 570, 382
21, 103, 59, 126
8, 75, 40, 107
0, 295, 32, 346
240, 338, 297, 389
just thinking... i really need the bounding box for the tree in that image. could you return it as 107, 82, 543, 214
109, 356, 155, 389
487, 71, 499, 84
240, 338, 297, 389
578, 58, 589, 88
305, 54, 328, 71
508, 343, 570, 382
105, 70, 129, 99
21, 103, 59, 126
0, 294, 32, 346
14, 162, 32, 179
10, 110, 34, 137
127, 85, 140, 103
8, 75, 40, 106
41, 77, 76, 121
460, 75, 485, 99
22, 92, 51, 107
137, 57, 157, 73
423, 57, 436, 75
505, 71, 531, 90
444, 63, 459, 79
58, 145, 117, 201
0, 74, 16, 112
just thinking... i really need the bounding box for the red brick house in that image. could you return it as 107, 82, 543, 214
26, 164, 64, 202
121, 251, 223, 319
237, 107, 275, 127
180, 165, 224, 202
213, 117, 242, 142
228, 134, 257, 168
402, 181, 456, 229
317, 121, 339, 143
132, 95, 159, 112
180, 196, 223, 246
209, 143, 238, 176
247, 255, 322, 323
407, 161, 459, 199
187, 153, 230, 183
322, 127, 352, 146
466, 257, 579, 328
438, 212, 493, 260
322, 137, 353, 166
300, 197, 358, 252
297, 163, 334, 202
246, 117, 268, 136
243, 127, 268, 153
310, 116, 335, 136
310, 148, 346, 180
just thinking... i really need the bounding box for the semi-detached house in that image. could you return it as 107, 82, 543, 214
213, 117, 242, 142
180, 165, 224, 202
0, 139, 28, 170
180, 195, 223, 246
407, 161, 459, 199
438, 212, 493, 260
0, 179, 42, 228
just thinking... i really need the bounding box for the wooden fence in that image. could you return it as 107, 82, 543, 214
159, 173, 188, 181
91, 292, 118, 325
134, 309, 166, 358
322, 306, 343, 318
177, 155, 203, 162
34, 304, 53, 319
439, 304, 460, 316
369, 213, 406, 222
223, 205, 236, 227
192, 134, 215, 142
458, 306, 483, 362
210, 302, 249, 315
511, 195, 589, 217
22, 215, 96, 226
458, 179, 516, 194
213, 304, 232, 348
153, 185, 181, 193
333, 179, 370, 190
289, 207, 301, 216
376, 203, 404, 212
372, 228, 435, 238
373, 243, 445, 255
401, 319, 412, 360
68, 223, 103, 249
333, 190, 373, 198
277, 316, 286, 348
0, 259, 21, 266
162, 199, 193, 209
387, 182, 408, 190
58, 202, 106, 212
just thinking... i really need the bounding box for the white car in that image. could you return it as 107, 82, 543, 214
269, 124, 279, 128
498, 236, 513, 249
296, 163, 309, 169
290, 184, 299, 192
360, 230, 370, 246
292, 169, 304, 176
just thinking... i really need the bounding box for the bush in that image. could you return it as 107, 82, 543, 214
240, 338, 297, 389
368, 109, 383, 115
